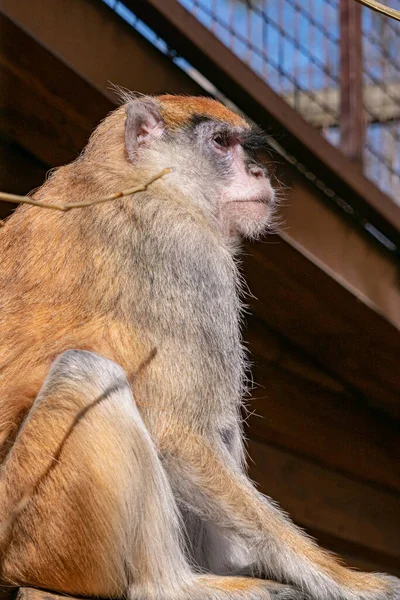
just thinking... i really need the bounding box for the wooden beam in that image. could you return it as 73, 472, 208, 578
0, 13, 113, 167
340, 0, 365, 164
279, 172, 400, 329
310, 529, 400, 575
132, 0, 400, 251
0, 0, 202, 169
0, 134, 48, 220
246, 316, 400, 494
0, 0, 202, 103
248, 440, 400, 568
243, 236, 400, 418
0, 134, 47, 195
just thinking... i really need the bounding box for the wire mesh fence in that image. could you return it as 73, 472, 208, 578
179, 0, 400, 204
363, 5, 400, 200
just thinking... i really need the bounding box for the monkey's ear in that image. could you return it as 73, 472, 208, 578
124, 100, 164, 162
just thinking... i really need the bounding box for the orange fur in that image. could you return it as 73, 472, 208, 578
158, 95, 248, 130
199, 576, 273, 593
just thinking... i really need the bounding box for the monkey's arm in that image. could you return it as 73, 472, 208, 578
160, 430, 399, 600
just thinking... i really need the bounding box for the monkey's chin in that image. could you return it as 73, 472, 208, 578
222, 200, 272, 240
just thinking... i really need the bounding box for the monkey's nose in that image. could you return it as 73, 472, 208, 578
249, 164, 266, 178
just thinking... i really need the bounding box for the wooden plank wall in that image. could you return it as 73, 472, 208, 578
245, 315, 400, 574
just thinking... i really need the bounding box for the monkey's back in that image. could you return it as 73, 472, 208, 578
0, 200, 141, 456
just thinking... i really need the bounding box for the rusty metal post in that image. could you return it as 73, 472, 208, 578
340, 0, 365, 165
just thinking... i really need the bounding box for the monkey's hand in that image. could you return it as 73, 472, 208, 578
160, 429, 399, 600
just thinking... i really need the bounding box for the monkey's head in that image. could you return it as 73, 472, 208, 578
88, 94, 276, 240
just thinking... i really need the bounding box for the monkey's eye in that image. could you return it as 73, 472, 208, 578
212, 133, 235, 154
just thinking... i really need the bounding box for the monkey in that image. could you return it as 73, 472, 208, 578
0, 94, 398, 600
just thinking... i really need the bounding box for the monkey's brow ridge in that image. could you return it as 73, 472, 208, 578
188, 115, 266, 150
241, 127, 269, 152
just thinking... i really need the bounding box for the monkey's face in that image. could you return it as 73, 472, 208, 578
187, 116, 275, 239
124, 96, 275, 240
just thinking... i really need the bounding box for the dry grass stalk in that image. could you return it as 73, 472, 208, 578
0, 169, 170, 227
354, 0, 400, 21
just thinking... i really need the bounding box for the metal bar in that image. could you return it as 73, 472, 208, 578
340, 0, 365, 164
